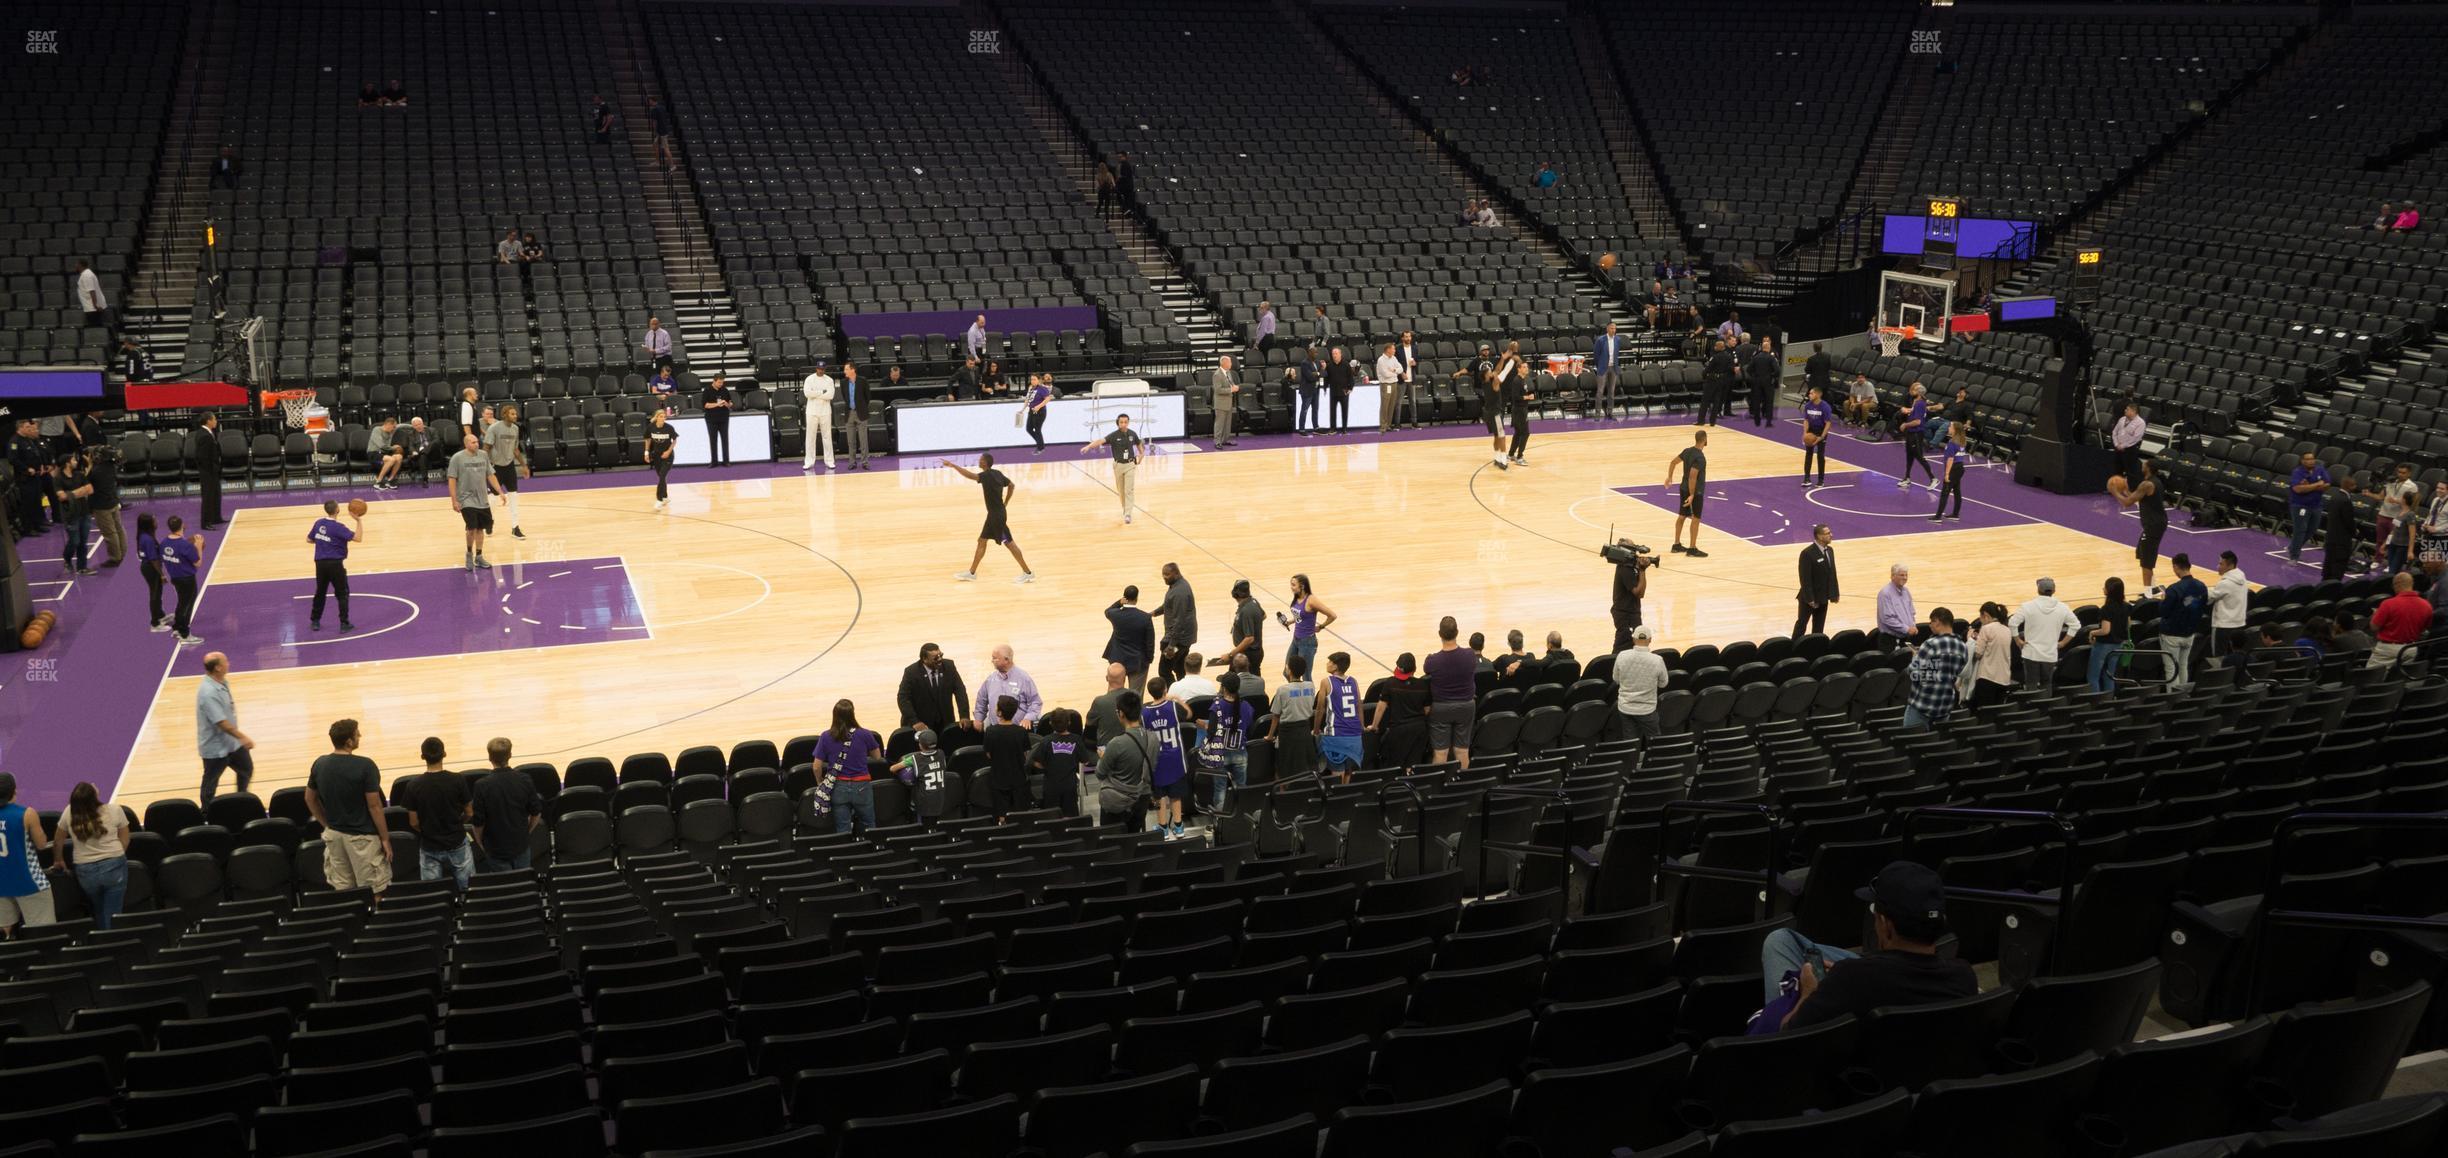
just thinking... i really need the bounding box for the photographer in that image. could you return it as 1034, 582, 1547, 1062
1603, 539, 1653, 652
88, 441, 127, 566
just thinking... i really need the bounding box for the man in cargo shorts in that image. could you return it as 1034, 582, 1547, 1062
306, 718, 394, 894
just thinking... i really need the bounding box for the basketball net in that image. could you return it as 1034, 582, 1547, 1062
1877, 326, 1917, 357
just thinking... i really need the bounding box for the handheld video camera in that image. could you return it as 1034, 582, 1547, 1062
1601, 538, 1656, 570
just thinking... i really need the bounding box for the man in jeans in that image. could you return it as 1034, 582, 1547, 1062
2285, 452, 2331, 563
195, 652, 254, 804
1610, 626, 1669, 741
406, 737, 473, 890
1901, 609, 1969, 731
471, 737, 542, 873
2157, 554, 2209, 688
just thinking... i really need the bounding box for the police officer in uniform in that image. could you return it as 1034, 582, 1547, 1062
1742, 337, 1777, 427
1701, 341, 1737, 427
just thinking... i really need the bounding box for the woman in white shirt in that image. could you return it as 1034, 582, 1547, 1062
1967, 601, 2015, 708
57, 782, 132, 930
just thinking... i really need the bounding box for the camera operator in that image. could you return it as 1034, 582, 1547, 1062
1602, 538, 1654, 652
87, 441, 127, 566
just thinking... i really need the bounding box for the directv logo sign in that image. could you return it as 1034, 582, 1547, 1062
1910, 30, 1942, 55
25, 30, 60, 54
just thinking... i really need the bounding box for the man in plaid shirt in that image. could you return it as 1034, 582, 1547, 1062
1903, 608, 1970, 730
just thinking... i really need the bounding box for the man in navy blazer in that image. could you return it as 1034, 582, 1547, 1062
1592, 322, 1625, 420
1104, 586, 1157, 694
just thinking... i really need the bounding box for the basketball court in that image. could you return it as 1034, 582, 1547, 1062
34, 411, 2320, 811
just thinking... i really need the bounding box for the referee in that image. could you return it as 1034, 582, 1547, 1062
307, 500, 363, 631
1080, 412, 1145, 524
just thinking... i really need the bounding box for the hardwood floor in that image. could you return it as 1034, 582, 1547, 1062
112, 422, 2142, 807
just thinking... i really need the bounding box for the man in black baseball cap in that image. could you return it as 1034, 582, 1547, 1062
1761, 860, 1977, 1031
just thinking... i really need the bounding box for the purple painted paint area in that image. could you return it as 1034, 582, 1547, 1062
0, 524, 192, 808
838, 305, 1100, 341
189, 557, 647, 673
1799, 420, 2349, 583
1612, 471, 2039, 545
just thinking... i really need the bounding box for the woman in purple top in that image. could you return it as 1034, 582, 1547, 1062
1025, 373, 1054, 454
160, 516, 204, 643
1931, 422, 1968, 523
814, 699, 885, 833
136, 512, 168, 632
1276, 574, 1337, 673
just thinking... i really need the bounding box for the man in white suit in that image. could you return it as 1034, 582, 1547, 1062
800, 361, 837, 470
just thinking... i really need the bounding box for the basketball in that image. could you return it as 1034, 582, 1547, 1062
18, 625, 40, 649
2107, 475, 2131, 501
348, 499, 369, 517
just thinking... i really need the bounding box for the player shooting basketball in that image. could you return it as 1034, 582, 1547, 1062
308, 499, 365, 631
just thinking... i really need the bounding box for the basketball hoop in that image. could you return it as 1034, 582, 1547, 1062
263, 388, 317, 429
1877, 326, 1917, 357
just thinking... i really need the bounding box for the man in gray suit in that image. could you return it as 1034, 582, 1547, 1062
1210, 355, 1240, 448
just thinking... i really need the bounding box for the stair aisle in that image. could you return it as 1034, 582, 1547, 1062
127, 0, 240, 380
